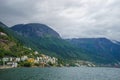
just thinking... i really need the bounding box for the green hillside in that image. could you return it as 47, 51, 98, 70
11, 23, 91, 61
0, 25, 35, 58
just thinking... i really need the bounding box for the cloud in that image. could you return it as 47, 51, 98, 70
0, 0, 120, 41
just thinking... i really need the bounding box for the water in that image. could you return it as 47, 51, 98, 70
0, 67, 120, 80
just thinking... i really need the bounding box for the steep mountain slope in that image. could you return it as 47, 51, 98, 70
67, 38, 120, 63
10, 23, 90, 60
0, 23, 34, 58
1, 22, 40, 51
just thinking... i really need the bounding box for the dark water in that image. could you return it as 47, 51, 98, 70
0, 67, 120, 80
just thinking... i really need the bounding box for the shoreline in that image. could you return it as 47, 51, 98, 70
0, 66, 13, 69
0, 66, 119, 70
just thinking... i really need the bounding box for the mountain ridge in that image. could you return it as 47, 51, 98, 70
67, 38, 120, 63
0, 21, 120, 65
11, 23, 61, 38
10, 23, 91, 61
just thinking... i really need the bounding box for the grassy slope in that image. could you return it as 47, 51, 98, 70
0, 26, 34, 58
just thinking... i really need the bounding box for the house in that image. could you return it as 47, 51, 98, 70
15, 58, 21, 62
21, 56, 28, 61
34, 57, 40, 63
7, 62, 18, 68
9, 57, 13, 61
12, 62, 18, 68
27, 58, 35, 63
34, 51, 39, 55
0, 32, 7, 36
2, 57, 9, 62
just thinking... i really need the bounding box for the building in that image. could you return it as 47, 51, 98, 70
34, 51, 39, 55
21, 56, 28, 61
0, 32, 7, 36
7, 62, 18, 68
27, 58, 35, 63
2, 57, 9, 62
15, 58, 21, 62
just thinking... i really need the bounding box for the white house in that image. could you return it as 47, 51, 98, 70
2, 57, 9, 62
0, 32, 7, 36
34, 51, 39, 55
12, 62, 18, 68
9, 57, 13, 61
21, 56, 28, 61
15, 58, 21, 62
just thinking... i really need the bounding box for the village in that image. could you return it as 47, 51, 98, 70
0, 51, 58, 68
0, 51, 97, 69
0, 31, 96, 68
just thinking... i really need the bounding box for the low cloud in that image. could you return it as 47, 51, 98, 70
0, 0, 120, 41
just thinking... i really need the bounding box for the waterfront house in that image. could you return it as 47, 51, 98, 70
12, 62, 18, 68
21, 56, 28, 61
7, 62, 18, 68
15, 58, 21, 62
2, 57, 9, 62
9, 57, 13, 61
27, 58, 35, 63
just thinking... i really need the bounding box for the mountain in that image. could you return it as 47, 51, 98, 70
10, 23, 120, 65
67, 38, 120, 64
10, 23, 89, 60
0, 22, 116, 65
11, 23, 60, 38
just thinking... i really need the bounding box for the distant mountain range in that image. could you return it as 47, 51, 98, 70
67, 38, 120, 64
0, 21, 120, 65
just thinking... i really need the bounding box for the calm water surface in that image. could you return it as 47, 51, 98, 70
0, 67, 120, 80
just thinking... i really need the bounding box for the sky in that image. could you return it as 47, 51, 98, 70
0, 0, 120, 40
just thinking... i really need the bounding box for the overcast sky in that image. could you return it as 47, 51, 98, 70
0, 0, 120, 40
